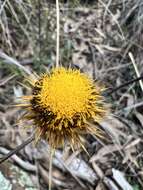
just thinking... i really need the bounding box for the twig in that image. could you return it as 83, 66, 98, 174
129, 52, 143, 92
0, 74, 16, 86
0, 147, 36, 172
108, 75, 143, 95
0, 51, 32, 75
0, 135, 34, 164
56, 0, 60, 68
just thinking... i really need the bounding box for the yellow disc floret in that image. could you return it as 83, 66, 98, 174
39, 68, 94, 119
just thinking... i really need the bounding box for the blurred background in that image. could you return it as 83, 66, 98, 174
0, 0, 143, 189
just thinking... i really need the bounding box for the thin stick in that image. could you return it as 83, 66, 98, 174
49, 148, 55, 190
0, 135, 34, 164
56, 0, 60, 68
0, 51, 31, 75
129, 52, 143, 92
108, 75, 143, 95
38, 0, 42, 61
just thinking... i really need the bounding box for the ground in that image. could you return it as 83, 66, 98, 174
0, 0, 143, 190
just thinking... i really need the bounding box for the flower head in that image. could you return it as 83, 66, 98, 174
20, 67, 107, 149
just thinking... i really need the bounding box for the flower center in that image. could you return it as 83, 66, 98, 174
38, 68, 92, 119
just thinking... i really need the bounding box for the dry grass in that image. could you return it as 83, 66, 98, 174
0, 0, 143, 190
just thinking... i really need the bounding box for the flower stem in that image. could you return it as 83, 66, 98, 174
49, 148, 55, 190
56, 0, 60, 68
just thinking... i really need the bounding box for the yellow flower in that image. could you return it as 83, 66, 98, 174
20, 67, 107, 149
